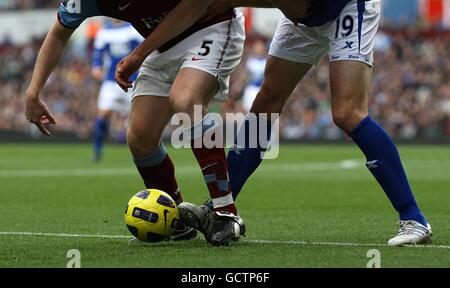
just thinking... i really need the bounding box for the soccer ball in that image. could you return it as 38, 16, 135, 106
124, 189, 179, 242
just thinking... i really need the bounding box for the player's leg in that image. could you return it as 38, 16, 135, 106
179, 17, 324, 243
178, 58, 309, 232
127, 95, 197, 241
228, 56, 311, 199
93, 82, 116, 162
330, 61, 431, 245
228, 16, 327, 200
127, 96, 183, 204
170, 13, 247, 245
331, 60, 431, 245
170, 67, 245, 245
93, 109, 111, 162
328, 0, 430, 245
116, 89, 133, 144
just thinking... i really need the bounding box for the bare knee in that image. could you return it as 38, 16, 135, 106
332, 108, 368, 134
169, 96, 197, 116
329, 61, 371, 134
127, 124, 161, 158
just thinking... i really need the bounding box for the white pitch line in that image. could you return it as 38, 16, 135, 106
1, 159, 448, 178
0, 161, 362, 178
245, 239, 450, 250
0, 168, 136, 178
0, 231, 449, 250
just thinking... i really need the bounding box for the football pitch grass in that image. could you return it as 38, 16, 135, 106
0, 143, 448, 268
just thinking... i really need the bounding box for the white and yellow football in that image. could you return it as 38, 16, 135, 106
124, 189, 179, 242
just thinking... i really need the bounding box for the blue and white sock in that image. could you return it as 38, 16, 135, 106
351, 116, 427, 226
227, 113, 272, 200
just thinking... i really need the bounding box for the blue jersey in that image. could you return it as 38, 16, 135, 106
58, 0, 234, 51
246, 56, 266, 87
299, 0, 353, 27
92, 22, 143, 82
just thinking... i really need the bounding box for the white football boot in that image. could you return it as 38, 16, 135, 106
388, 220, 432, 246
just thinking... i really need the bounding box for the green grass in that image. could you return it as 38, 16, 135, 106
0, 144, 449, 268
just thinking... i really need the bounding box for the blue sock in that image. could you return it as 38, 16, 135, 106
93, 117, 109, 159
351, 116, 427, 226
227, 114, 271, 200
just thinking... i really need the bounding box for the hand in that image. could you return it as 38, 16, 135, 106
25, 94, 56, 136
115, 53, 145, 92
272, 0, 312, 22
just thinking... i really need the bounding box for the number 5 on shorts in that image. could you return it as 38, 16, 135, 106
198, 40, 213, 56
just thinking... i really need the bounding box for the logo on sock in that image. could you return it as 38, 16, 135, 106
231, 145, 245, 156
202, 162, 219, 171
366, 160, 379, 169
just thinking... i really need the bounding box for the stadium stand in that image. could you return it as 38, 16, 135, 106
4, 30, 450, 141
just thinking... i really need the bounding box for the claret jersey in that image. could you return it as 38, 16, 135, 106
58, 0, 234, 51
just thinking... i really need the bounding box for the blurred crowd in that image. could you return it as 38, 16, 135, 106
0, 37, 100, 139
1, 28, 450, 141
0, 0, 54, 11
